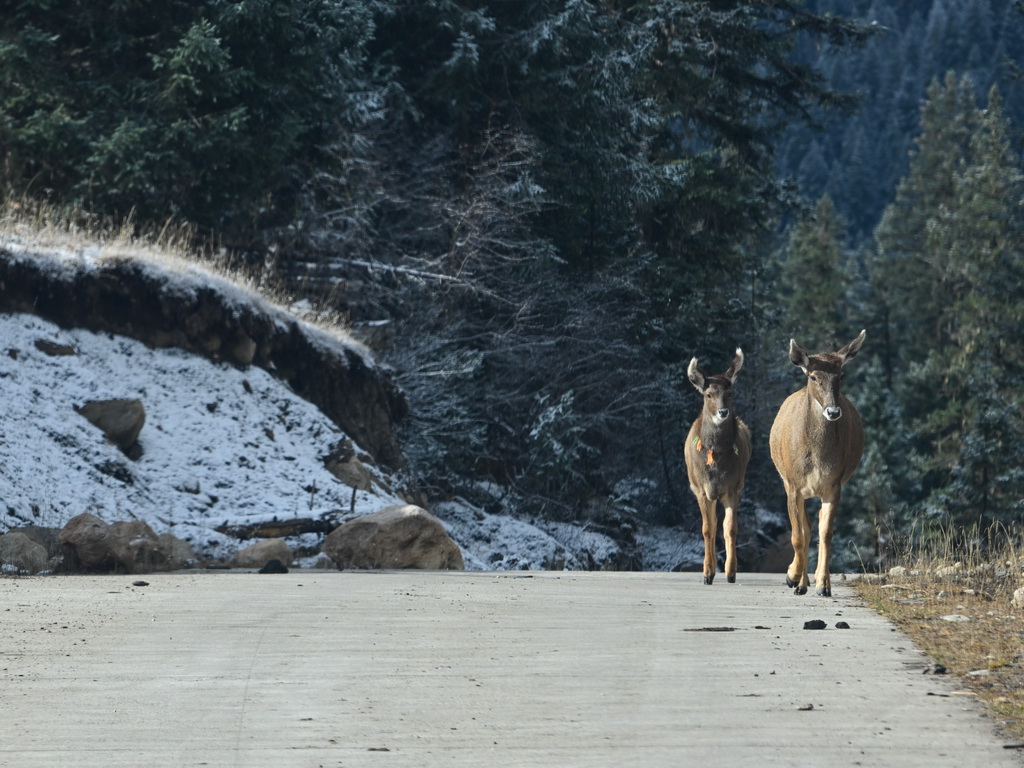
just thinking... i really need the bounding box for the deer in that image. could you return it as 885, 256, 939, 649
684, 348, 752, 585
769, 330, 866, 597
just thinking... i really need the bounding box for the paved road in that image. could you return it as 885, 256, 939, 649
2, 571, 1021, 767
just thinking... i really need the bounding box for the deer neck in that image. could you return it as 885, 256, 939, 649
801, 386, 841, 439
700, 410, 737, 450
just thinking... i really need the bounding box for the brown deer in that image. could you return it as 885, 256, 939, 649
684, 348, 752, 584
769, 330, 866, 596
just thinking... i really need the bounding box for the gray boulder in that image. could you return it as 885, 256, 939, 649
322, 505, 464, 570
0, 532, 49, 573
76, 398, 146, 456
58, 513, 129, 573
109, 521, 197, 572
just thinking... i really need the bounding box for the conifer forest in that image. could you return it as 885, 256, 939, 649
2, 0, 1023, 569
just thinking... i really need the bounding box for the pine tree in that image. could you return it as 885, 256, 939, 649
778, 195, 850, 347
0, 0, 378, 243
917, 85, 1024, 525
872, 73, 980, 377
876, 79, 1024, 528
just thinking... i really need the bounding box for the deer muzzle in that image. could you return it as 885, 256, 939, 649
823, 405, 843, 421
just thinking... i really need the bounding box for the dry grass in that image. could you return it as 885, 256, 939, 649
852, 523, 1024, 739
0, 197, 358, 344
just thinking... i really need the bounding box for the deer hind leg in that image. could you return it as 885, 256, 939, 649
722, 493, 739, 583
699, 495, 719, 585
815, 498, 839, 597
785, 490, 811, 595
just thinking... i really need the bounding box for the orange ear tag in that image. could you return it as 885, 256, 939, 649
706, 449, 715, 466
696, 438, 703, 452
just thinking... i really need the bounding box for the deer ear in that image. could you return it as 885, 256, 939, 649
788, 339, 810, 373
838, 329, 866, 366
724, 347, 744, 383
687, 357, 706, 391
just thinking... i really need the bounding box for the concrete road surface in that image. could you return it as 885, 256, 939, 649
2, 571, 1022, 767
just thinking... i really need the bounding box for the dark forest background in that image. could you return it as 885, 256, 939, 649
3, 0, 1023, 568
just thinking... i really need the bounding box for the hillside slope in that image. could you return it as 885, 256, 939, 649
0, 241, 691, 570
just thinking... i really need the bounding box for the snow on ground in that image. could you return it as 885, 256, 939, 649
0, 312, 400, 561
0, 309, 693, 570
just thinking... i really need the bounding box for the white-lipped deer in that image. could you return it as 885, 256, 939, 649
769, 330, 866, 596
684, 348, 752, 585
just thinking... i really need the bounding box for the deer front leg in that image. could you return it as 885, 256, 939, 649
722, 494, 739, 583
786, 490, 810, 595
699, 495, 718, 585
815, 498, 838, 597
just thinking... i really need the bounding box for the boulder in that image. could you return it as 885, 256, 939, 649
76, 399, 146, 455
326, 455, 375, 491
235, 538, 293, 569
109, 521, 197, 572
9, 525, 62, 559
157, 532, 200, 569
58, 513, 129, 573
1012, 587, 1024, 609
322, 505, 464, 570
0, 532, 49, 573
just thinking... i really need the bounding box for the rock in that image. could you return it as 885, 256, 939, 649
58, 513, 129, 573
888, 565, 909, 578
323, 439, 376, 491
235, 538, 293, 569
322, 505, 464, 570
76, 399, 146, 454
803, 620, 828, 630
310, 553, 335, 569
835, 621, 851, 629
156, 533, 199, 569
109, 521, 197, 572
1012, 587, 1024, 608
8, 525, 62, 559
326, 455, 376, 492
934, 563, 963, 579
34, 338, 76, 356
258, 558, 289, 574
228, 332, 257, 367
0, 532, 49, 573
941, 614, 971, 622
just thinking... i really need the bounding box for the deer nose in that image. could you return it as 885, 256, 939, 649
717, 408, 730, 420
823, 406, 842, 421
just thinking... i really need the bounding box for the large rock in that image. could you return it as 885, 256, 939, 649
322, 505, 464, 570
0, 532, 49, 573
235, 538, 293, 569
9, 525, 62, 559
76, 399, 146, 454
109, 520, 197, 572
58, 513, 129, 573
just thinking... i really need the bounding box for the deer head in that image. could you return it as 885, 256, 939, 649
788, 330, 866, 422
687, 348, 744, 426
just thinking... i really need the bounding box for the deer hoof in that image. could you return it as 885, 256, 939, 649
786, 575, 797, 588
793, 585, 808, 596
703, 575, 715, 585
727, 574, 736, 584
816, 587, 832, 597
